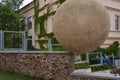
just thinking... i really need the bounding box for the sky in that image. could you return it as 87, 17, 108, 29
21, 0, 33, 8
0, 0, 33, 8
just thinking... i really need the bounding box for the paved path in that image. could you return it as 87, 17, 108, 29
71, 70, 120, 79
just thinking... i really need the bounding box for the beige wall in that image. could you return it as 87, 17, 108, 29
98, 0, 120, 47
22, 9, 34, 36
98, 0, 120, 10
20, 4, 36, 47
20, 0, 120, 48
39, 0, 59, 33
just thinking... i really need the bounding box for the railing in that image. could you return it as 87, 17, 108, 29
0, 30, 2, 50
0, 30, 63, 51
0, 30, 118, 67
76, 52, 117, 67
1, 31, 26, 51
86, 52, 103, 66
26, 38, 63, 51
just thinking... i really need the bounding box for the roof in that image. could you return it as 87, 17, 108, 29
19, 1, 34, 13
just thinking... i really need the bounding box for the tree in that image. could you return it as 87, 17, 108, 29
94, 41, 119, 56
109, 41, 119, 56
1, 0, 24, 10
0, 3, 20, 31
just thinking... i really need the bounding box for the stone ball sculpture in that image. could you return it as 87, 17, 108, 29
53, 0, 110, 54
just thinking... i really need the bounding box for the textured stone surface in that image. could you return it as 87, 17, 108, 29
0, 52, 74, 80
53, 0, 110, 54
0, 52, 111, 80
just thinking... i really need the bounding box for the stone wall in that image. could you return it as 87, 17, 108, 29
0, 51, 111, 80
0, 51, 76, 80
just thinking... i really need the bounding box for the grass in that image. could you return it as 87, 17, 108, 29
0, 69, 45, 80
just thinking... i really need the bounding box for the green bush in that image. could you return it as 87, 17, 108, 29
4, 33, 22, 48
51, 37, 65, 51
91, 65, 111, 72
52, 46, 65, 51
74, 62, 89, 70
94, 41, 119, 56
80, 54, 86, 61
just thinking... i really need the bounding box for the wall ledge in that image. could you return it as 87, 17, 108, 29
0, 51, 71, 54
71, 70, 120, 79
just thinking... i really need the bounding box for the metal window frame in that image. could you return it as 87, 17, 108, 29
2, 31, 26, 51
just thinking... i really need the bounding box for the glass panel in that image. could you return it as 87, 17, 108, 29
115, 15, 119, 30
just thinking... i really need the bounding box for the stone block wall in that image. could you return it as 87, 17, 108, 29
0, 51, 77, 80
0, 51, 111, 80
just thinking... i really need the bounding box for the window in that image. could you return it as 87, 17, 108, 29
115, 15, 119, 30
27, 16, 32, 29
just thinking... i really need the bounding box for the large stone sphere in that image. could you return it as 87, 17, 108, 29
53, 0, 110, 54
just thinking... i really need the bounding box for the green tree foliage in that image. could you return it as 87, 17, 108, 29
1, 0, 24, 10
94, 47, 106, 53
108, 41, 119, 56
0, 4, 20, 31
94, 41, 119, 56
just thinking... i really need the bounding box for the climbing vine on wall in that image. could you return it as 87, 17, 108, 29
38, 9, 56, 38
34, 0, 39, 32
34, 0, 66, 38
33, 0, 65, 50
58, 0, 66, 4
34, 0, 56, 38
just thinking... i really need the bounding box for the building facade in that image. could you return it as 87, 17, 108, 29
19, 0, 120, 48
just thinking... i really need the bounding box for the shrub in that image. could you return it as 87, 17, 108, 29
93, 41, 119, 56
74, 62, 89, 70
91, 65, 111, 72
81, 54, 86, 61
